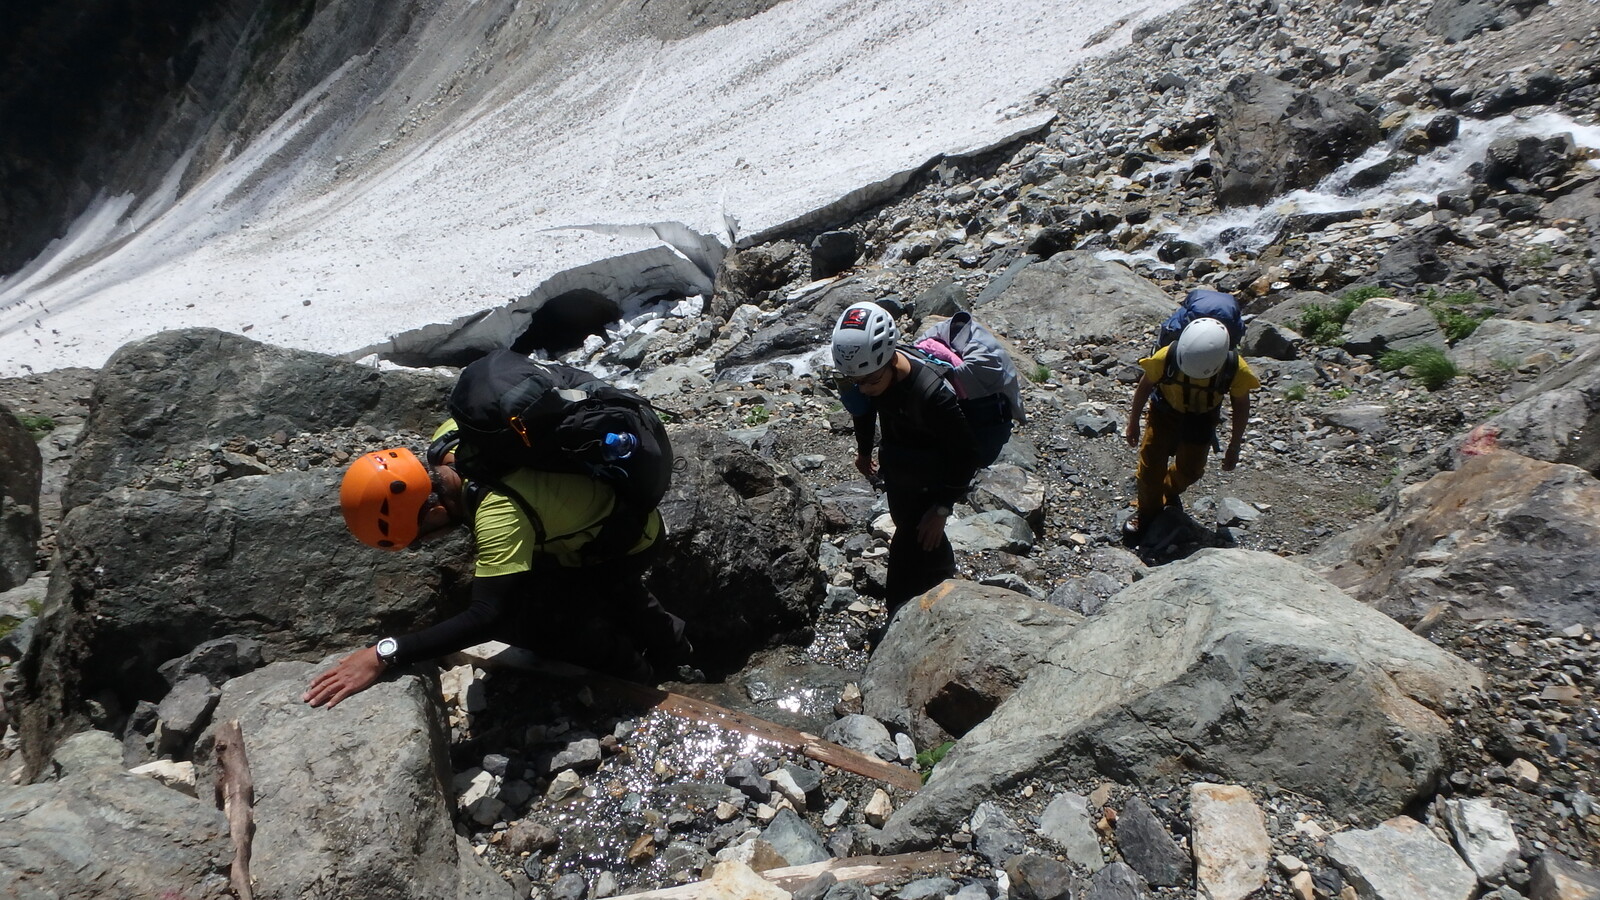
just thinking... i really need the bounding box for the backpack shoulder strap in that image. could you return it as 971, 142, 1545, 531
470, 477, 548, 546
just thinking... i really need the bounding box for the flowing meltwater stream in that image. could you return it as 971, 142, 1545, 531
1106, 109, 1600, 265
606, 110, 1600, 388
455, 612, 882, 894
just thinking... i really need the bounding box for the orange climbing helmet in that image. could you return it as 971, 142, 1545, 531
340, 447, 432, 549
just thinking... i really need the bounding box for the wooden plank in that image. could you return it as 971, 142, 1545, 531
447, 643, 923, 793
212, 719, 256, 900
604, 850, 960, 900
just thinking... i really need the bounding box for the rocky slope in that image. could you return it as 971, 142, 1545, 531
2, 0, 1600, 898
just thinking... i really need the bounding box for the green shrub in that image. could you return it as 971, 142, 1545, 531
915, 740, 956, 782
1521, 246, 1553, 267
1300, 289, 1379, 345
1029, 363, 1052, 384
1328, 386, 1352, 400
1341, 285, 1390, 304
1423, 289, 1490, 343
1285, 383, 1307, 402
17, 413, 54, 440
1379, 345, 1458, 390
743, 404, 771, 426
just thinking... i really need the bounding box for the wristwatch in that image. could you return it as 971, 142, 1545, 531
374, 637, 400, 665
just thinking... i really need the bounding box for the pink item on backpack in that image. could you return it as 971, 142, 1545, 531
916, 337, 964, 368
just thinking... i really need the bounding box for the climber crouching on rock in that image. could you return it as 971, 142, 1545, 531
304, 435, 690, 709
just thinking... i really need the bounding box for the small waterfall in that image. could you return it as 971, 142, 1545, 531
1118, 110, 1600, 266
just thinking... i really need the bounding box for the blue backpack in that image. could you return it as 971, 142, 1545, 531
1156, 289, 1246, 351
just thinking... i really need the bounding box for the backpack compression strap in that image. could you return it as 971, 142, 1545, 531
1158, 351, 1239, 414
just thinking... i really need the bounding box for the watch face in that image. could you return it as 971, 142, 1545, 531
376, 637, 399, 660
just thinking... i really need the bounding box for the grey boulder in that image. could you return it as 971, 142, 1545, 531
63, 328, 449, 512
862, 581, 1081, 746
877, 550, 1480, 850
1476, 346, 1600, 475
1325, 816, 1477, 900
0, 402, 42, 592
1211, 73, 1380, 208
976, 252, 1174, 346
1449, 319, 1600, 375
652, 425, 824, 654
1341, 298, 1447, 358
0, 730, 232, 899
13, 468, 472, 778
1312, 450, 1600, 628
195, 659, 516, 900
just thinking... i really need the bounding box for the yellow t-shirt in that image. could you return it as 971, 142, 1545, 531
434, 420, 661, 575
1138, 346, 1260, 414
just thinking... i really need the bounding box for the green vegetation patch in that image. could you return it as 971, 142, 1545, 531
1422, 289, 1491, 343
916, 740, 956, 783
1379, 345, 1459, 390
1300, 287, 1383, 345
1029, 363, 1052, 384
16, 413, 55, 440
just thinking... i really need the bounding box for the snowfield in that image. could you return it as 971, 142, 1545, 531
0, 0, 1187, 376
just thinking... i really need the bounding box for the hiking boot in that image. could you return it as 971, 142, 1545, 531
1121, 513, 1147, 541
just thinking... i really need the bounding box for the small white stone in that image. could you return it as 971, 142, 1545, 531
1276, 854, 1308, 876
765, 769, 807, 811
546, 769, 583, 801
864, 789, 894, 827
822, 798, 849, 827
129, 760, 197, 797
1508, 758, 1540, 789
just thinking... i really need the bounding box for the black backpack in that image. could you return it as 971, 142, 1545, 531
428, 350, 673, 560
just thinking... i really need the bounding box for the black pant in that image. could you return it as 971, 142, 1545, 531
884, 487, 956, 616
506, 552, 688, 681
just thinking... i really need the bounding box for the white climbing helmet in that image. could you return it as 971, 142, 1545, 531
831, 302, 900, 376
1173, 317, 1233, 379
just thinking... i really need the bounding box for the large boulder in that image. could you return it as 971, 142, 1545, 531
975, 252, 1174, 345
652, 426, 824, 663
12, 470, 473, 778
1449, 319, 1600, 374
714, 277, 887, 372
877, 550, 1480, 850
64, 328, 450, 511
195, 660, 516, 900
1211, 74, 1380, 208
1342, 299, 1448, 357
0, 730, 233, 898
1472, 346, 1600, 475
1426, 0, 1545, 43
0, 402, 43, 591
1310, 450, 1600, 628
861, 581, 1082, 746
